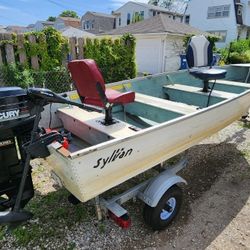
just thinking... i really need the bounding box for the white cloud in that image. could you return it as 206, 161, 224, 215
0, 4, 11, 10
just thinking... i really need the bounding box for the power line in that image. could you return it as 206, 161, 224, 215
45, 0, 83, 14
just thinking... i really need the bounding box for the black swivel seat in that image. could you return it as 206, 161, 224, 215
186, 35, 227, 92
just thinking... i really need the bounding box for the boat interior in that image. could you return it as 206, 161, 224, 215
45, 63, 250, 156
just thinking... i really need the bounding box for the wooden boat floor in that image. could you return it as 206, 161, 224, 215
209, 79, 250, 88
163, 84, 237, 99
58, 106, 137, 140
135, 93, 198, 115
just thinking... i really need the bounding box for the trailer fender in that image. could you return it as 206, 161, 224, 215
138, 174, 187, 207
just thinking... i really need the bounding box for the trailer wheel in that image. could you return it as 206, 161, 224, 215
143, 185, 182, 230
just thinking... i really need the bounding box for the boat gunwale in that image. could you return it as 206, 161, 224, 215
66, 88, 250, 159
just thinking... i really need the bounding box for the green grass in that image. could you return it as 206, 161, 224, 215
12, 224, 44, 246
0, 226, 6, 241
239, 149, 250, 158
67, 242, 76, 250
239, 120, 250, 129
3, 189, 90, 247
98, 223, 106, 234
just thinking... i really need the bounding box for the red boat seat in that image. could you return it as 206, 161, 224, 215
68, 59, 135, 107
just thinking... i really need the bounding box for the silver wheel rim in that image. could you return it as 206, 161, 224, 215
160, 197, 176, 220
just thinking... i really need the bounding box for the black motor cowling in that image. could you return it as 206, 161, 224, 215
0, 87, 35, 210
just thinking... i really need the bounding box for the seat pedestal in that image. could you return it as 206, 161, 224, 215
203, 80, 209, 93
104, 107, 115, 125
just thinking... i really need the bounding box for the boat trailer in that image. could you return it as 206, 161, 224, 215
97, 159, 187, 229
0, 86, 188, 230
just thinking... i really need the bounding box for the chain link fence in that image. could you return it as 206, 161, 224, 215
0, 67, 74, 93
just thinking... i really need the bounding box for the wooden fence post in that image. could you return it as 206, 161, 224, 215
4, 34, 15, 64
0, 49, 3, 66
0, 33, 4, 65
69, 37, 77, 60
17, 34, 27, 66
28, 34, 39, 70
78, 37, 84, 59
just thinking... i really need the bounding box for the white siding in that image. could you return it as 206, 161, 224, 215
115, 2, 150, 28
135, 35, 184, 74
115, 2, 182, 28
164, 36, 184, 72
136, 37, 163, 74
186, 0, 238, 48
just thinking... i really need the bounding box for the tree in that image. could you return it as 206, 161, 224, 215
47, 16, 56, 22
148, 0, 159, 6
148, 0, 174, 9
148, 0, 188, 14
59, 10, 79, 18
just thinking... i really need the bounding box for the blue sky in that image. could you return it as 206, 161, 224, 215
0, 0, 148, 26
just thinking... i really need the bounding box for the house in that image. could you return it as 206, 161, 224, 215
54, 17, 81, 30
102, 14, 206, 74
113, 1, 183, 29
27, 24, 35, 32
5, 26, 29, 33
0, 25, 6, 33
185, 0, 250, 48
32, 21, 54, 31
81, 11, 116, 34
60, 27, 95, 38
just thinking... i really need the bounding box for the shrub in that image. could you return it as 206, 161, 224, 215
229, 50, 250, 63
218, 39, 250, 64
0, 64, 72, 93
84, 33, 136, 83
0, 63, 34, 88
230, 39, 250, 54
13, 27, 69, 71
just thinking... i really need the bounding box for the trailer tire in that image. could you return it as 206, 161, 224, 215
143, 185, 182, 230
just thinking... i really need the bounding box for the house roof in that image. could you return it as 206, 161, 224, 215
60, 26, 95, 38
102, 14, 206, 36
27, 24, 35, 28
86, 11, 115, 19
37, 21, 55, 25
114, 1, 183, 16
6, 25, 29, 32
58, 17, 81, 28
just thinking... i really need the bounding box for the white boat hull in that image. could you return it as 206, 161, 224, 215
47, 90, 250, 202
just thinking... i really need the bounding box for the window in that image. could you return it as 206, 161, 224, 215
185, 15, 190, 24
140, 11, 144, 20
127, 13, 131, 25
132, 11, 144, 23
207, 30, 227, 42
237, 6, 243, 16
247, 29, 250, 39
119, 17, 121, 26
153, 10, 156, 16
173, 16, 176, 20
207, 5, 230, 19
84, 21, 90, 30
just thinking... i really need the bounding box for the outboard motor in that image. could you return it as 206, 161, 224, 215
0, 87, 35, 211
0, 86, 94, 225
